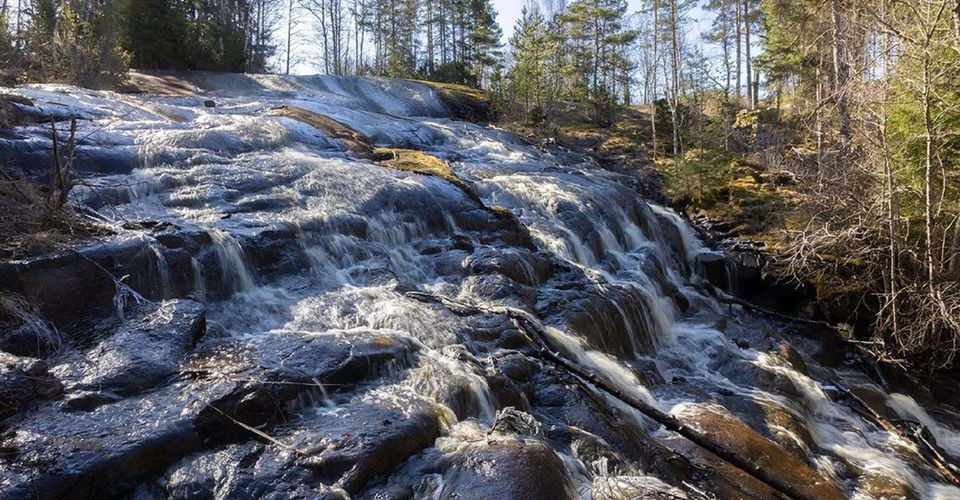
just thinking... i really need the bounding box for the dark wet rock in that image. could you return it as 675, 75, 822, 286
163, 442, 326, 499
466, 247, 552, 287
539, 284, 656, 359
451, 234, 475, 252
0, 379, 231, 499
437, 439, 578, 500
654, 213, 691, 273
463, 274, 538, 310
292, 392, 441, 493
0, 225, 308, 325
459, 315, 527, 350
0, 237, 191, 326
494, 352, 540, 382
715, 395, 820, 462
530, 366, 692, 486
696, 252, 729, 291
164, 391, 441, 497
0, 329, 419, 499
183, 329, 418, 402
491, 407, 543, 437
0, 138, 139, 177
0, 320, 62, 358
422, 248, 470, 278
629, 357, 665, 387
203, 100, 217, 108
0, 352, 62, 420
486, 374, 526, 410
774, 343, 808, 375
714, 357, 800, 399
51, 299, 205, 409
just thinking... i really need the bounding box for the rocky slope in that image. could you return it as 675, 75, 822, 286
0, 72, 958, 499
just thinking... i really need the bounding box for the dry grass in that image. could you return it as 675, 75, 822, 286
0, 291, 34, 327
0, 169, 108, 259
0, 290, 59, 350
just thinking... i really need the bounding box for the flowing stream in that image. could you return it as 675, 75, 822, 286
2, 73, 959, 499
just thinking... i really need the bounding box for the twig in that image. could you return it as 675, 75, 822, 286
204, 403, 306, 456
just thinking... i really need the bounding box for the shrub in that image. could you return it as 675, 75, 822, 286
27, 2, 130, 89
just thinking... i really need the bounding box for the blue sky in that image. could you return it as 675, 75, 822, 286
492, 0, 715, 46
285, 0, 720, 74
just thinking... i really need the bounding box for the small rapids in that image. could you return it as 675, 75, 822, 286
2, 73, 959, 499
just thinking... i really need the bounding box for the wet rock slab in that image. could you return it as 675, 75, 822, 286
669, 403, 847, 500
437, 438, 578, 500
0, 305, 422, 499
0, 379, 230, 499
163, 390, 442, 497
52, 299, 205, 409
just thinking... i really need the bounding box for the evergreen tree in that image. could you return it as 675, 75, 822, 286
505, 6, 552, 115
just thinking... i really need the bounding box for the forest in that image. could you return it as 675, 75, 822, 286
3, 0, 960, 497
1, 0, 959, 372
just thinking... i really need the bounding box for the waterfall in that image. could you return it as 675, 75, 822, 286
208, 229, 255, 293
6, 74, 959, 499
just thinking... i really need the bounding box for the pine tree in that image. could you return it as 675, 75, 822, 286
506, 6, 552, 115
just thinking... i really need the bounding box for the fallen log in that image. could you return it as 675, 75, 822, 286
720, 292, 960, 485
406, 291, 843, 500
837, 385, 960, 486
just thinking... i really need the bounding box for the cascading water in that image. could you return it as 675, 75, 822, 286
2, 73, 959, 499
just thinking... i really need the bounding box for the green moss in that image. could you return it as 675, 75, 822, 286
661, 149, 798, 241
373, 148, 463, 185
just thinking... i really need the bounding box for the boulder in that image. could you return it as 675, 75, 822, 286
466, 247, 552, 287
437, 439, 578, 500
51, 299, 206, 409
163, 390, 441, 497
670, 403, 846, 500
291, 391, 442, 493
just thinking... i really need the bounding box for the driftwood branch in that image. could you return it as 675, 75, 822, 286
837, 384, 960, 485
405, 290, 818, 500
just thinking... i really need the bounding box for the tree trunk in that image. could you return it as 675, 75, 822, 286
923, 54, 937, 290
670, 0, 680, 157
831, 0, 851, 146
744, 0, 752, 108
651, 0, 659, 161
286, 0, 293, 74
734, 0, 743, 100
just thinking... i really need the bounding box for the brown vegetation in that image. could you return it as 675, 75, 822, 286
0, 118, 108, 259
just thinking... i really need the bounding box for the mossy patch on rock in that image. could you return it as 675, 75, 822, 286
374, 147, 473, 196
660, 149, 798, 242
373, 148, 535, 248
